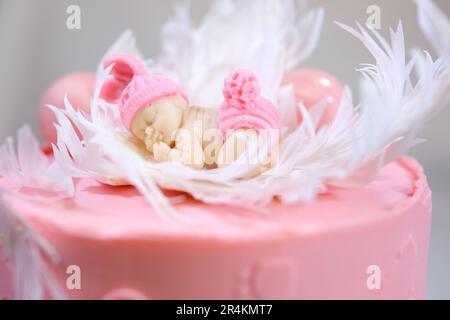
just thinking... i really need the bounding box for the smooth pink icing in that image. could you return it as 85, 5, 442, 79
282, 69, 343, 129
0, 157, 432, 299
39, 72, 96, 148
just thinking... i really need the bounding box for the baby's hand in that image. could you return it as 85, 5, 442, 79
153, 142, 171, 162
169, 130, 204, 169
144, 126, 162, 153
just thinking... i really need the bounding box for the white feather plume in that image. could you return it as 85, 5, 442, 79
416, 0, 450, 57
152, 0, 324, 107
0, 126, 73, 198
332, 21, 450, 186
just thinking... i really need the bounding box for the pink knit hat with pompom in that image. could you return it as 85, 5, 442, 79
100, 53, 188, 131
218, 70, 280, 135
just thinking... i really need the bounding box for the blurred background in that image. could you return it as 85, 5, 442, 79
0, 0, 449, 299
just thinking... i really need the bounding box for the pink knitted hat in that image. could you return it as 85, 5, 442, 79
218, 69, 281, 135
101, 53, 188, 131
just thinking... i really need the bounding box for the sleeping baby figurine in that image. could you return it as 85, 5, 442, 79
101, 53, 221, 169
216, 69, 281, 175
100, 54, 280, 175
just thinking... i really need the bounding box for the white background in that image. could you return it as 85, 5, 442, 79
0, 0, 449, 299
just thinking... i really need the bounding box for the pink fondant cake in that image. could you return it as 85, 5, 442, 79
0, 157, 432, 299
0, 0, 448, 300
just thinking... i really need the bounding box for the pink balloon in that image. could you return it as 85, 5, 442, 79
39, 72, 96, 147
282, 69, 343, 129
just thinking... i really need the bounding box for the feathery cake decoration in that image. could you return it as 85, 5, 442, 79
0, 0, 449, 217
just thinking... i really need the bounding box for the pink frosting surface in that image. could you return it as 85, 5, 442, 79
0, 157, 432, 299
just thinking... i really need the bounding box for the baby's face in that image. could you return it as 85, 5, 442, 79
131, 95, 187, 145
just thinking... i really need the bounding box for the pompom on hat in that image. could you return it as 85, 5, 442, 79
218, 69, 281, 135
100, 53, 188, 131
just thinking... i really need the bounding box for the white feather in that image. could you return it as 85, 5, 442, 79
0, 126, 74, 198
152, 0, 324, 108
333, 21, 450, 186
416, 0, 450, 57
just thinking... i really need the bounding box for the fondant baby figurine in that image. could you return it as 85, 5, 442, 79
101, 53, 221, 169
216, 70, 281, 174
